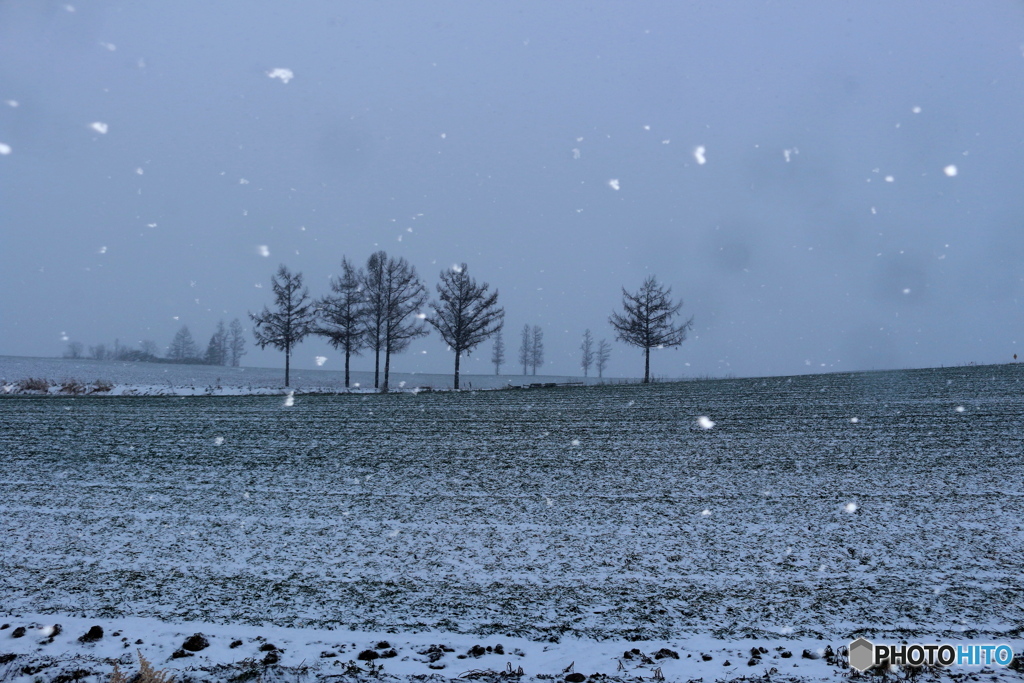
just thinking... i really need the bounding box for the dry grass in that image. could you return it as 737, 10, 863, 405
110, 650, 175, 683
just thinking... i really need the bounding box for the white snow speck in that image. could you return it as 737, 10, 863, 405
214, 436, 224, 446
135, 167, 144, 175
955, 405, 965, 413
283, 391, 295, 407
850, 417, 859, 424
643, 124, 650, 131
571, 439, 581, 447
266, 68, 294, 84
4, 100, 17, 107
902, 288, 911, 295
0, 142, 10, 155
99, 41, 116, 51
572, 148, 581, 160
696, 416, 715, 430
239, 178, 249, 185
315, 356, 327, 367
98, 246, 107, 254
701, 509, 711, 517
912, 105, 922, 114
90, 122, 109, 134
440, 132, 446, 139
885, 175, 894, 183
843, 502, 858, 514
60, 332, 69, 342
257, 245, 270, 257
783, 147, 799, 162
693, 145, 706, 165
451, 264, 463, 273
944, 164, 958, 177
608, 179, 620, 191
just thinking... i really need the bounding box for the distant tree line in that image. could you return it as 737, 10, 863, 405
63, 318, 247, 367
252, 251, 693, 388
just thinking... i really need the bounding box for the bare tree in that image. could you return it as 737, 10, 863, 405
518, 324, 531, 375
580, 329, 594, 377
140, 340, 159, 359
205, 320, 228, 365
250, 264, 315, 387
227, 318, 246, 367
530, 325, 544, 375
63, 341, 83, 359
314, 257, 367, 388
491, 333, 505, 375
426, 264, 504, 390
596, 339, 611, 378
362, 251, 428, 391
167, 326, 199, 361
609, 276, 693, 383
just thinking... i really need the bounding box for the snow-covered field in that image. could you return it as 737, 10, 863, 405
0, 355, 599, 395
2, 362, 1023, 681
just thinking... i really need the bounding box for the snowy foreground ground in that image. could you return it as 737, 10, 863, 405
2, 359, 1023, 682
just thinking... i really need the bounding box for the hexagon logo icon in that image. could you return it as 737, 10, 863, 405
849, 638, 875, 672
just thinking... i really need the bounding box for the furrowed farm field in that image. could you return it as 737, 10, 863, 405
2, 364, 1024, 681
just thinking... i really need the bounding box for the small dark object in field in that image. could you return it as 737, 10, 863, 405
171, 649, 191, 659
468, 644, 487, 657
320, 651, 337, 658
259, 642, 278, 652
135, 639, 143, 645
50, 624, 62, 637
494, 644, 505, 655
759, 646, 768, 654
358, 649, 379, 661
750, 647, 761, 658
418, 645, 447, 663
0, 654, 16, 664
701, 653, 712, 661
622, 651, 632, 660
654, 648, 679, 660
566, 674, 585, 683
747, 657, 759, 666
78, 626, 103, 643
380, 649, 398, 659
182, 633, 209, 651
376, 640, 391, 649
428, 662, 446, 670
0, 624, 9, 630
11, 627, 26, 639
230, 639, 243, 649
262, 650, 279, 665
723, 660, 731, 666
802, 649, 821, 660
111, 630, 120, 637
780, 650, 792, 658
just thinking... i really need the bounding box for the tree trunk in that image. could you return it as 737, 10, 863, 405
374, 349, 380, 389
344, 349, 351, 389
454, 350, 461, 390
382, 347, 391, 392
643, 347, 650, 383
285, 345, 291, 387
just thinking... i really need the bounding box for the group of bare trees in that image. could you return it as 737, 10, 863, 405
251, 253, 504, 389
63, 320, 246, 367
252, 256, 693, 388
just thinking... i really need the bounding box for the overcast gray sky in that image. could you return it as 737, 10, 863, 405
2, 1, 1022, 379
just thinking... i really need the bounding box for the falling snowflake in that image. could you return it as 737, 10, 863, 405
98, 246, 107, 254
266, 68, 294, 84
315, 356, 327, 366
701, 509, 711, 517
90, 122, 109, 134
214, 436, 224, 446
843, 502, 858, 514
955, 406, 965, 413
257, 245, 270, 257
608, 179, 620, 191
283, 391, 295, 407
571, 439, 581, 446
696, 416, 715, 430
0, 143, 10, 155
693, 145, 707, 165
912, 106, 922, 114
944, 164, 958, 177
850, 417, 859, 424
